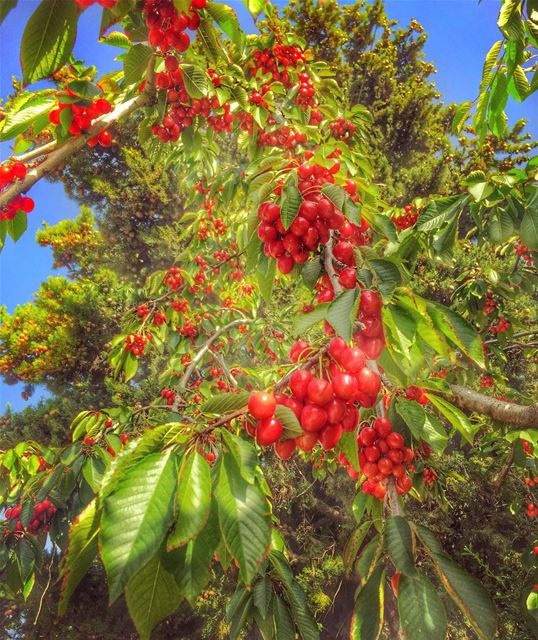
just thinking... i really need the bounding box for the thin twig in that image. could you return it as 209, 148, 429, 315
34, 542, 56, 625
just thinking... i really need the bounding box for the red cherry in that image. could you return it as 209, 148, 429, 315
98, 130, 112, 147
332, 372, 358, 400
290, 369, 313, 400
301, 404, 328, 432
364, 445, 380, 462
339, 347, 366, 373
289, 340, 311, 362
282, 233, 301, 254
299, 200, 318, 221
358, 426, 377, 446
0, 165, 14, 184
295, 431, 318, 452
275, 439, 296, 460
319, 423, 343, 450
378, 457, 394, 475
362, 461, 379, 478
374, 417, 392, 437
360, 290, 382, 316
256, 417, 283, 446
397, 475, 413, 493
356, 367, 381, 397
347, 466, 360, 480
277, 254, 295, 274
248, 391, 276, 420
306, 378, 334, 405
403, 447, 414, 463
332, 240, 355, 266
339, 267, 357, 289
326, 397, 346, 424
11, 162, 27, 179
355, 334, 385, 360
260, 202, 281, 223
316, 197, 334, 220
328, 336, 346, 361
387, 449, 404, 464
386, 432, 404, 449
378, 439, 389, 454
360, 316, 383, 339
341, 405, 359, 432
280, 395, 303, 420
392, 463, 406, 478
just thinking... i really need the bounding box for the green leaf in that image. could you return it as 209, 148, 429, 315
416, 525, 496, 640
426, 394, 478, 445
280, 174, 302, 230
422, 412, 449, 454
273, 594, 296, 639
215, 453, 271, 584
257, 254, 276, 302
416, 195, 467, 232
275, 404, 303, 439
427, 303, 485, 367
181, 63, 209, 99
101, 449, 178, 602
7, 211, 27, 242
123, 351, 139, 382
398, 574, 447, 640
20, 0, 79, 85
125, 546, 182, 640
201, 391, 249, 414
301, 259, 322, 289
221, 430, 258, 484
58, 499, 100, 616
385, 516, 416, 576
339, 431, 360, 471
369, 259, 401, 298
0, 0, 17, 25
350, 564, 385, 640
293, 303, 329, 334
123, 43, 152, 86
520, 207, 538, 250
205, 2, 244, 49
326, 289, 357, 342
171, 499, 220, 604
100, 30, 132, 49
451, 101, 473, 134
168, 451, 211, 550
241, 0, 265, 18
253, 576, 273, 619
0, 97, 53, 141
269, 551, 320, 640
343, 522, 372, 576
197, 20, 222, 64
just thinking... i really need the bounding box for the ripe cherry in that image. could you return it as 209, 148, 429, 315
364, 445, 380, 462
326, 397, 346, 424
339, 267, 357, 289
377, 457, 393, 475
341, 405, 359, 431
386, 432, 404, 450
290, 369, 313, 400
328, 336, 346, 360
332, 372, 358, 400
339, 347, 366, 373
289, 340, 311, 362
356, 367, 381, 397
374, 417, 392, 437
358, 426, 377, 446
295, 431, 318, 452
301, 404, 328, 432
256, 417, 283, 446
306, 378, 333, 405
277, 254, 294, 274
248, 391, 276, 420
319, 423, 343, 450
359, 290, 382, 316
275, 439, 296, 460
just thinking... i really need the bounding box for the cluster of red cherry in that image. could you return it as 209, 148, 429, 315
483, 291, 498, 316
524, 475, 538, 487
124, 333, 151, 357
164, 266, 184, 291
161, 388, 177, 405
49, 97, 112, 138
248, 46, 305, 86
75, 0, 117, 7
522, 439, 534, 456
0, 162, 34, 221
4, 499, 57, 536
404, 385, 428, 405
423, 467, 438, 485
144, 0, 205, 53
152, 59, 233, 142
356, 417, 414, 499
329, 118, 357, 142
490, 317, 510, 334
391, 203, 419, 231
527, 503, 537, 518
258, 126, 307, 150
479, 375, 494, 388
514, 239, 534, 267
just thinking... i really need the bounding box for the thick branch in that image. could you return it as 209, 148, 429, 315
13, 140, 58, 163
447, 384, 538, 428
0, 57, 156, 210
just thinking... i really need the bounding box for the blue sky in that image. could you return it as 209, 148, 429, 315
0, 0, 536, 412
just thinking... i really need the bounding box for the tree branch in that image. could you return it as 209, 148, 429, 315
324, 232, 342, 295
0, 56, 156, 210
178, 318, 253, 391
446, 384, 538, 428
491, 443, 515, 493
